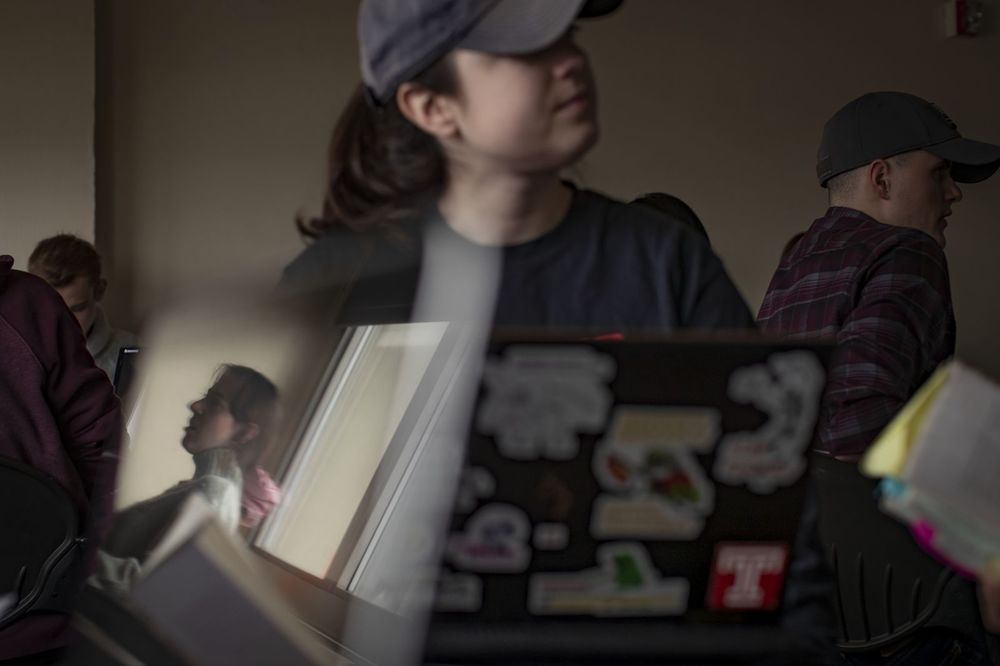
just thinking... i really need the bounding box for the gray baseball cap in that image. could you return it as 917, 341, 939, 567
816, 91, 1000, 187
359, 0, 622, 105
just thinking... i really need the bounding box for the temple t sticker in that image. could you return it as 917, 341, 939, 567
713, 351, 825, 493
477, 346, 615, 460
446, 503, 531, 573
591, 407, 716, 539
529, 542, 689, 616
706, 543, 789, 611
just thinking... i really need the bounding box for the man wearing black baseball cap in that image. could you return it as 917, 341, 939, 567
759, 91, 1000, 458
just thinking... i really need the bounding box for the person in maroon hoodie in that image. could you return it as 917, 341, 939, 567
0, 255, 122, 662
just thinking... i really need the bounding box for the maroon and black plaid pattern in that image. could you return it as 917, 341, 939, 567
758, 207, 955, 456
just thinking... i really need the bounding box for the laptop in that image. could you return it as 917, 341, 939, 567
422, 334, 833, 664
112, 346, 141, 398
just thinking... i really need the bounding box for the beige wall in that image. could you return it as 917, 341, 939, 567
99, 0, 357, 327
102, 0, 1000, 376
0, 0, 94, 267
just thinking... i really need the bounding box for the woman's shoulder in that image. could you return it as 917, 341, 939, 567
280, 228, 368, 292
280, 223, 422, 295
571, 187, 710, 253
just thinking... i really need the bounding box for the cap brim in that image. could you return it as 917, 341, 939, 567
458, 0, 621, 56
927, 136, 1000, 183
580, 0, 624, 18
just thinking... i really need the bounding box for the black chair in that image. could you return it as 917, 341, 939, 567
0, 455, 86, 630
811, 453, 988, 656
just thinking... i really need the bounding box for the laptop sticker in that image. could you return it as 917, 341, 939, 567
529, 542, 689, 616
455, 467, 496, 513
533, 522, 570, 551
713, 351, 825, 494
603, 406, 720, 454
535, 473, 574, 521
590, 496, 706, 540
434, 572, 483, 613
590, 407, 716, 539
446, 503, 532, 573
706, 543, 789, 611
477, 345, 615, 461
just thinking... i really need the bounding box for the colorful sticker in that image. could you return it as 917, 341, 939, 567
590, 416, 715, 539
477, 346, 615, 461
446, 503, 531, 573
590, 496, 706, 540
713, 351, 825, 494
435, 572, 483, 613
533, 523, 570, 551
604, 406, 721, 454
455, 467, 496, 513
529, 543, 689, 616
707, 543, 789, 611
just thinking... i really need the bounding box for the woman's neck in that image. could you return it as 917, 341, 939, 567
438, 166, 572, 246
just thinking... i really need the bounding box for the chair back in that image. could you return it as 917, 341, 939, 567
811, 453, 976, 652
0, 455, 85, 629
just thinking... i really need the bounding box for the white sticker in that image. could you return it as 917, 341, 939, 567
533, 523, 570, 551
477, 346, 615, 461
590, 496, 706, 540
713, 351, 825, 494
590, 426, 715, 539
455, 467, 496, 513
435, 572, 483, 613
446, 503, 531, 573
604, 406, 721, 454
529, 542, 689, 616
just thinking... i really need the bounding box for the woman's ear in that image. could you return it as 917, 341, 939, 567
234, 422, 260, 446
396, 82, 459, 140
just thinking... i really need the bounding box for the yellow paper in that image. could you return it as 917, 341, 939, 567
861, 363, 952, 477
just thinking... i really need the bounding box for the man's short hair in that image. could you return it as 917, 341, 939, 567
827, 154, 910, 203
826, 170, 859, 201
28, 234, 102, 288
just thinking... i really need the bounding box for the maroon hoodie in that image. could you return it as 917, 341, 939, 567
0, 255, 122, 659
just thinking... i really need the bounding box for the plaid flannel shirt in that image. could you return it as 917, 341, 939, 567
758, 207, 955, 456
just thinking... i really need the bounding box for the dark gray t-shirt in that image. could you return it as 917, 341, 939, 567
281, 187, 754, 332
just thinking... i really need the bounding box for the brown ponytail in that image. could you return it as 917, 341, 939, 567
298, 57, 458, 238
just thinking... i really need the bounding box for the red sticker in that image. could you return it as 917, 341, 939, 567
707, 543, 788, 611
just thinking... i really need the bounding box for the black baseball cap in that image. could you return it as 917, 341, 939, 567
816, 91, 1000, 187
359, 0, 623, 105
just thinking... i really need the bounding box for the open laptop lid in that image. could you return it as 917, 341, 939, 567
424, 334, 833, 663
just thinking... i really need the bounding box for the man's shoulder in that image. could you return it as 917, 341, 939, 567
813, 212, 943, 257
0, 260, 71, 344
0, 261, 62, 305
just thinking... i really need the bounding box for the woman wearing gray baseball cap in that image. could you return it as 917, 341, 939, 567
282, 0, 754, 334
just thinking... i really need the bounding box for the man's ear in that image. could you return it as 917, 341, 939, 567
868, 159, 891, 199
93, 278, 108, 301
396, 82, 459, 140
